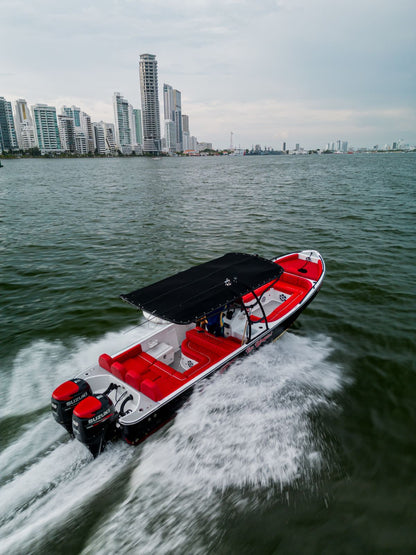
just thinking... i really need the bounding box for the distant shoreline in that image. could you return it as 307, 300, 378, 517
1, 149, 415, 161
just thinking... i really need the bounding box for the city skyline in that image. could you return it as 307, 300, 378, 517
0, 92, 413, 156
1, 1, 415, 150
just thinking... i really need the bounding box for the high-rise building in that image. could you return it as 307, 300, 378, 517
113, 92, 133, 153
32, 104, 62, 153
133, 109, 143, 145
164, 120, 176, 154
181, 114, 190, 151
182, 114, 189, 135
104, 123, 116, 152
14, 99, 36, 150
93, 121, 116, 155
58, 114, 76, 152
0, 97, 19, 152
80, 112, 94, 153
139, 53, 161, 154
163, 84, 183, 153
173, 89, 182, 152
75, 133, 88, 154
93, 122, 106, 154
62, 105, 81, 127
128, 103, 136, 146
163, 84, 174, 121
61, 105, 92, 154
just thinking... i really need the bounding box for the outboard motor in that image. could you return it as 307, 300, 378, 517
72, 394, 117, 457
51, 378, 92, 434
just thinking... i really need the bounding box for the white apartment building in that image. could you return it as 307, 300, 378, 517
14, 99, 36, 150
80, 112, 94, 153
164, 120, 176, 154
32, 104, 62, 153
0, 97, 19, 152
163, 84, 183, 153
93, 121, 116, 155
139, 53, 161, 154
61, 105, 93, 154
133, 109, 143, 146
93, 122, 106, 154
113, 92, 133, 153
58, 115, 76, 152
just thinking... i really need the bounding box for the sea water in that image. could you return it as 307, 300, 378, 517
0, 154, 415, 553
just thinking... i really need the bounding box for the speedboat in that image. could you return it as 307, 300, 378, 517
51, 250, 325, 456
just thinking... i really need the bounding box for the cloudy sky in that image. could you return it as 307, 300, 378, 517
2, 0, 415, 149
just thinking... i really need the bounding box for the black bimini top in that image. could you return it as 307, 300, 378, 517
120, 252, 283, 324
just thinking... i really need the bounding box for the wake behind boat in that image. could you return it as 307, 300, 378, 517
51, 250, 325, 456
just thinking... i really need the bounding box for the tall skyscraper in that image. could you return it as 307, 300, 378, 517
58, 114, 76, 152
173, 89, 182, 152
62, 105, 81, 127
181, 114, 189, 135
80, 112, 94, 153
14, 99, 36, 150
32, 104, 62, 153
181, 114, 190, 151
164, 120, 176, 154
0, 97, 19, 152
104, 123, 116, 152
61, 105, 92, 154
163, 84, 183, 153
163, 84, 174, 121
139, 53, 161, 154
93, 122, 106, 154
113, 92, 133, 153
93, 121, 116, 155
133, 109, 143, 146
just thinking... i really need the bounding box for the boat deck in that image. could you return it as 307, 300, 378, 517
98, 329, 241, 402
96, 252, 322, 404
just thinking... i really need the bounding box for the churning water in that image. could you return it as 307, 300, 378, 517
1, 154, 415, 553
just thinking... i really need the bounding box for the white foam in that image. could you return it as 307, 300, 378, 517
0, 415, 65, 482
0, 331, 343, 555
82, 333, 343, 555
0, 440, 134, 555
0, 325, 151, 418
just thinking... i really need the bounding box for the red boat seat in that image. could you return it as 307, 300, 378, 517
139, 373, 183, 402
110, 361, 127, 380
98, 353, 113, 372
181, 342, 212, 375
140, 378, 162, 402
185, 328, 240, 356
248, 272, 312, 323
99, 341, 200, 400
277, 254, 323, 281
180, 329, 240, 379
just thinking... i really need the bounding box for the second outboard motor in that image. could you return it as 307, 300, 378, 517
72, 394, 117, 457
51, 378, 92, 434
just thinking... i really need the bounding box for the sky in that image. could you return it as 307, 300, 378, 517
2, 0, 415, 149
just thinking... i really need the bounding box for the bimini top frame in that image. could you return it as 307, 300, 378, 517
120, 252, 284, 325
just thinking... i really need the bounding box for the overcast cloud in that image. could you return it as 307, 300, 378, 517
2, 0, 415, 148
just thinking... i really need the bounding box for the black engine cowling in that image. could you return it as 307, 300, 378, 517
72, 394, 117, 457
51, 378, 92, 434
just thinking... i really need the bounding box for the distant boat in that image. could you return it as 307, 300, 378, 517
0, 161, 3, 168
